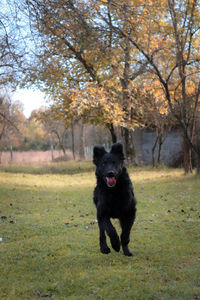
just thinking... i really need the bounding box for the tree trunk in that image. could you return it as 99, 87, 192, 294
183, 136, 193, 174
194, 112, 200, 175
152, 135, 159, 167
51, 144, 54, 161
107, 123, 117, 143
79, 123, 85, 160
122, 127, 135, 164
10, 145, 13, 162
196, 154, 200, 175
53, 130, 66, 155
157, 135, 164, 165
71, 120, 75, 160
119, 29, 136, 163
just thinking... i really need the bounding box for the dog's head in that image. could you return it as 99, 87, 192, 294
93, 143, 125, 188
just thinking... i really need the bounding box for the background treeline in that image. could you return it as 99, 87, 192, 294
0, 95, 111, 158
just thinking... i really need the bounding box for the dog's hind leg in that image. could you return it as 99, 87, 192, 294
120, 217, 135, 256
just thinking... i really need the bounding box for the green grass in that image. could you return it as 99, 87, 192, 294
0, 162, 199, 299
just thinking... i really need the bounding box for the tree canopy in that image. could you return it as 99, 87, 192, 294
1, 0, 200, 170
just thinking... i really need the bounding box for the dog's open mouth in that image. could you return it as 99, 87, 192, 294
106, 177, 116, 187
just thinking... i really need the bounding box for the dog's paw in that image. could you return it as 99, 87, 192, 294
122, 246, 133, 256
111, 236, 121, 252
124, 250, 133, 257
100, 245, 111, 254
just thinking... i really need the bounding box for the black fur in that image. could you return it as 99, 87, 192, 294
93, 143, 137, 256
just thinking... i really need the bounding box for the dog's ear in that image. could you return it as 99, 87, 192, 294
93, 146, 107, 165
110, 143, 125, 160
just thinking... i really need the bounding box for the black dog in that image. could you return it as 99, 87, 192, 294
93, 143, 136, 256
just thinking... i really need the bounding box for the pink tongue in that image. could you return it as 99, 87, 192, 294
106, 177, 116, 187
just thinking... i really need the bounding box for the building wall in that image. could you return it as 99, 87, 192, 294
133, 128, 183, 165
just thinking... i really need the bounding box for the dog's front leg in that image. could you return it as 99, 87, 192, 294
98, 225, 111, 254
120, 216, 135, 256
98, 218, 120, 253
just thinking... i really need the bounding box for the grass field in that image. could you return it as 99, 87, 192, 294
0, 162, 199, 299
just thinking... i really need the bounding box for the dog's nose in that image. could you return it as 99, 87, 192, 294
107, 171, 115, 178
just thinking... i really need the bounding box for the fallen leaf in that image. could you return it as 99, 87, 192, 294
86, 226, 90, 231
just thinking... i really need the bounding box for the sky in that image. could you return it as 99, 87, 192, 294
12, 89, 48, 118
2, 1, 46, 119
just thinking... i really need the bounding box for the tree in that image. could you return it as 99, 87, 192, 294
22, 0, 120, 141
22, 0, 148, 159
37, 109, 68, 156
0, 2, 26, 89
130, 85, 174, 167
0, 94, 24, 160
104, 0, 200, 173
13, 0, 199, 170
22, 111, 49, 151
